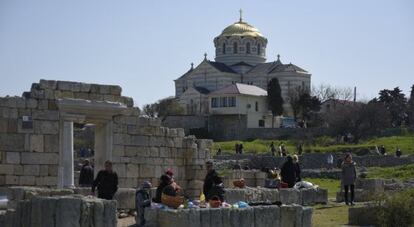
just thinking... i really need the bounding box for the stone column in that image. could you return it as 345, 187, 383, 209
62, 121, 74, 188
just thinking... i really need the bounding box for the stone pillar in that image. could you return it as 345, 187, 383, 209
61, 121, 74, 188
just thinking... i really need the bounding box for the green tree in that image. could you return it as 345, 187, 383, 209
288, 86, 321, 121
142, 97, 184, 120
267, 78, 284, 127
408, 84, 414, 129
377, 87, 408, 127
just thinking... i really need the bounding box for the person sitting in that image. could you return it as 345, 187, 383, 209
203, 161, 224, 201
165, 169, 182, 193
280, 156, 297, 188
153, 174, 172, 203
135, 181, 152, 227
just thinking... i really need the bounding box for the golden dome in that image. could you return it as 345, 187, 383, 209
219, 20, 264, 38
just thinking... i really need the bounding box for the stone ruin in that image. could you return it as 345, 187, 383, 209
0, 80, 316, 227
0, 80, 211, 198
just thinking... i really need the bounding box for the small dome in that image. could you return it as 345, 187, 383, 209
220, 21, 264, 38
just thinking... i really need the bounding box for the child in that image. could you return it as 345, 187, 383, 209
135, 181, 152, 226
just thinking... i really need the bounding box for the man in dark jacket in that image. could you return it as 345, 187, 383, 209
203, 161, 224, 201
92, 160, 118, 200
280, 156, 297, 188
79, 159, 94, 187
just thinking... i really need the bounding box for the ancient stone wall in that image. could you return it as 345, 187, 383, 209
215, 153, 414, 170
0, 80, 212, 198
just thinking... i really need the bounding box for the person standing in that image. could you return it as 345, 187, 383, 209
135, 181, 152, 227
327, 153, 334, 170
280, 156, 297, 188
292, 155, 301, 182
270, 142, 276, 156
395, 147, 402, 157
203, 161, 224, 201
79, 159, 94, 187
341, 153, 357, 206
92, 160, 118, 200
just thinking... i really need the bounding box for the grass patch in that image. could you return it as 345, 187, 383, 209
214, 135, 414, 155
367, 164, 414, 181
312, 205, 349, 227
304, 178, 340, 198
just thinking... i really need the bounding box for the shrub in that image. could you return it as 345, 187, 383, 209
377, 189, 414, 227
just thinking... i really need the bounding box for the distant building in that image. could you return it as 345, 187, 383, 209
208, 83, 273, 128
174, 12, 311, 117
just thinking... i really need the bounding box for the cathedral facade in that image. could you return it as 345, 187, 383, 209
174, 14, 311, 117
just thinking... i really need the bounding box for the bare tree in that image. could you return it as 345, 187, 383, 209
312, 84, 353, 103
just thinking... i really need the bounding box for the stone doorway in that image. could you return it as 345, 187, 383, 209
57, 99, 127, 188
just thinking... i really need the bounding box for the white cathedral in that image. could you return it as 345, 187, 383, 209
174, 13, 311, 127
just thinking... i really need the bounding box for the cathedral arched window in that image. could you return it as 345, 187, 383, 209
246, 42, 251, 54
222, 43, 226, 54
233, 42, 238, 54
257, 43, 261, 55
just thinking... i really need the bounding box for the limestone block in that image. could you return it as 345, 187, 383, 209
220, 207, 231, 227
93, 199, 105, 227
80, 83, 91, 92
113, 133, 130, 145
6, 152, 20, 164
209, 208, 223, 227
39, 165, 49, 176
126, 164, 139, 178
57, 81, 81, 92
29, 134, 44, 152
279, 188, 302, 205
5, 175, 19, 185
74, 92, 90, 100
144, 208, 159, 227
113, 145, 125, 157
44, 134, 59, 153
301, 188, 316, 205
0, 118, 8, 133
19, 176, 36, 185
44, 89, 55, 99
0, 134, 25, 151
302, 206, 313, 227
79, 198, 94, 227
48, 165, 58, 176
280, 205, 303, 227
149, 147, 160, 157
38, 99, 49, 109
32, 110, 59, 121
88, 93, 104, 101
23, 164, 40, 176
56, 197, 82, 227
31, 196, 58, 227
315, 188, 328, 204
112, 164, 126, 178
16, 200, 32, 227
139, 165, 154, 178
36, 176, 57, 186
103, 199, 118, 227
21, 152, 59, 165
26, 98, 38, 108
122, 96, 134, 107
254, 205, 280, 227
34, 120, 59, 135
131, 135, 149, 146
39, 79, 58, 89
109, 85, 122, 95
185, 208, 201, 227
199, 208, 211, 227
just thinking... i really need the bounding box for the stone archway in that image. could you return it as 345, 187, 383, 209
57, 99, 128, 188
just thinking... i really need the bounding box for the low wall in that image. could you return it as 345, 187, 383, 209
145, 204, 312, 227
225, 187, 327, 206
336, 179, 385, 202
216, 153, 414, 170
0, 195, 117, 227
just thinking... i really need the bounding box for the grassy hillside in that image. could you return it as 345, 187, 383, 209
367, 164, 414, 181
213, 135, 414, 155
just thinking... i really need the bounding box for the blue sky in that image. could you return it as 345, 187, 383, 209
0, 0, 413, 107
